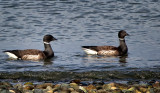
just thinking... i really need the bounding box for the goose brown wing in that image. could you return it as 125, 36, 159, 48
4, 49, 45, 58
82, 46, 118, 51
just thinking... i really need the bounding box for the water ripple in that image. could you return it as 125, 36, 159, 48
0, 0, 160, 78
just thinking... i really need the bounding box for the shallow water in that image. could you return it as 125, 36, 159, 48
0, 0, 160, 81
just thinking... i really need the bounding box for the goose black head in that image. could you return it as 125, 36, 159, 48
118, 30, 129, 38
43, 34, 57, 43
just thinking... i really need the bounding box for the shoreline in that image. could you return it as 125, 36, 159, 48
0, 79, 160, 93
1, 71, 160, 92
0, 80, 160, 93
1, 70, 160, 81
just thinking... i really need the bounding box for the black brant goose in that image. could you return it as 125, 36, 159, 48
82, 30, 129, 56
3, 35, 57, 60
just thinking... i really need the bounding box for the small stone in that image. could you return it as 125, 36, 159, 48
86, 84, 97, 93
52, 87, 58, 92
46, 86, 53, 91
79, 86, 87, 93
70, 90, 79, 93
138, 86, 147, 93
13, 83, 23, 90
135, 89, 142, 93
0, 89, 10, 93
60, 83, 70, 91
153, 81, 160, 88
86, 84, 96, 90
9, 89, 16, 93
33, 89, 43, 93
0, 82, 12, 89
127, 87, 136, 92
54, 84, 60, 89
97, 89, 107, 93
24, 82, 33, 85
111, 86, 117, 90
23, 90, 33, 93
36, 83, 53, 89
70, 80, 81, 85
118, 83, 129, 90
9, 88, 21, 93
103, 83, 117, 90
68, 88, 75, 92
112, 89, 123, 93
70, 83, 79, 90
93, 81, 104, 85
23, 85, 34, 90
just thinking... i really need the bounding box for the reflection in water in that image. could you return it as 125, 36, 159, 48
43, 57, 57, 65
119, 55, 128, 63
119, 55, 128, 67
82, 54, 127, 63
82, 54, 128, 69
43, 59, 53, 65
83, 54, 127, 63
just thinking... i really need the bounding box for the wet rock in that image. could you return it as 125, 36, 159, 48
118, 83, 129, 90
93, 81, 104, 85
86, 84, 96, 90
97, 89, 107, 93
70, 90, 79, 93
23, 90, 33, 93
33, 89, 43, 93
148, 88, 155, 93
9, 88, 21, 93
23, 83, 34, 90
79, 86, 87, 93
112, 89, 123, 93
0, 82, 12, 89
148, 80, 156, 85
36, 83, 53, 89
127, 86, 136, 92
86, 84, 97, 93
70, 79, 81, 85
13, 83, 23, 91
0, 89, 10, 93
127, 80, 140, 85
138, 86, 147, 93
60, 83, 70, 89
92, 81, 104, 90
152, 81, 160, 88
24, 82, 33, 85
70, 83, 79, 90
102, 83, 118, 90
45, 86, 53, 93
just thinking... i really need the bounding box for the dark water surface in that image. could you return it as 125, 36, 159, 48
0, 0, 160, 82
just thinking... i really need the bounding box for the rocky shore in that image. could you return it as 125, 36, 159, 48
1, 80, 160, 93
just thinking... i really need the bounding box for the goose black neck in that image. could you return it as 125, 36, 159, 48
44, 43, 54, 58
118, 39, 128, 55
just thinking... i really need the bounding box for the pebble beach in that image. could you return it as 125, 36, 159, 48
1, 79, 160, 93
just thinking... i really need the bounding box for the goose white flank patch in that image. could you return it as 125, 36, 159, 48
82, 48, 98, 55
4, 52, 18, 59
3, 35, 57, 60
82, 30, 129, 56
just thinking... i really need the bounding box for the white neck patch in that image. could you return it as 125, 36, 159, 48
43, 42, 50, 44
119, 38, 124, 41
